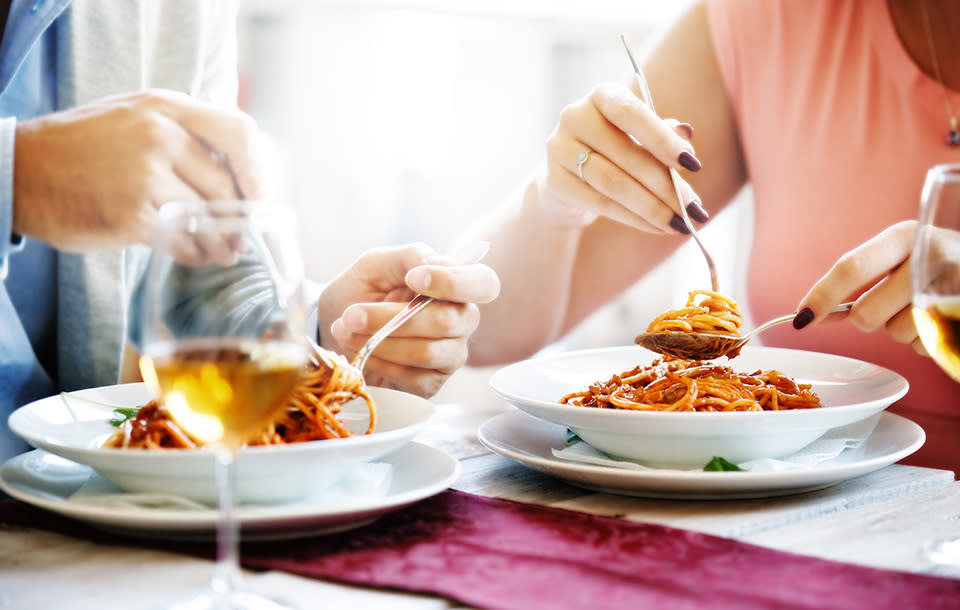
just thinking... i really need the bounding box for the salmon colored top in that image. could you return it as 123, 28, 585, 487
706, 0, 960, 472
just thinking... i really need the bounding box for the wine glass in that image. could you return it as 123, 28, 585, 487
136, 200, 309, 608
911, 162, 960, 570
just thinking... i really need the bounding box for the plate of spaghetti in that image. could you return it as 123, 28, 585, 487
489, 345, 909, 468
8, 380, 434, 505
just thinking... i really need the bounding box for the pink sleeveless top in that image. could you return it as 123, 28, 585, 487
707, 0, 960, 472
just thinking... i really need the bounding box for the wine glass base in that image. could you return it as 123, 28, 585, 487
923, 536, 960, 567
165, 590, 295, 610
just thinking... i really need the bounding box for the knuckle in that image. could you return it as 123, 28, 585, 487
913, 337, 929, 357
431, 304, 462, 335
417, 373, 448, 399
139, 113, 176, 150
832, 252, 868, 284
848, 307, 881, 333
846, 307, 869, 330
412, 341, 439, 368
557, 100, 586, 129
598, 166, 632, 197
894, 219, 917, 237
545, 134, 564, 161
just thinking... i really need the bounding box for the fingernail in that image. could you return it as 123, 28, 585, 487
669, 214, 690, 234
678, 151, 701, 172
330, 320, 349, 342
677, 122, 694, 139
407, 268, 431, 292
793, 307, 815, 330
686, 201, 709, 223
343, 307, 368, 331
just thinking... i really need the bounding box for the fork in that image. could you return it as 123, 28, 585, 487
620, 34, 720, 293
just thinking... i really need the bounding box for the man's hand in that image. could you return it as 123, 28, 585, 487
317, 243, 501, 398
12, 89, 262, 251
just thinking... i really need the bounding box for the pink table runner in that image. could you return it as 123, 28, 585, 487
2, 490, 959, 609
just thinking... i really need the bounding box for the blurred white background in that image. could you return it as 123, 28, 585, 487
233, 0, 752, 365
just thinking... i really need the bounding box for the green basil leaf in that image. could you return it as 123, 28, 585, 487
109, 407, 142, 427
703, 456, 744, 472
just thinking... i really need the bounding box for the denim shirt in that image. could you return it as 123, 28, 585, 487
0, 0, 71, 461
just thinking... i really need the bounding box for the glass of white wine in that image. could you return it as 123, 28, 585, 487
912, 162, 960, 569
136, 200, 309, 609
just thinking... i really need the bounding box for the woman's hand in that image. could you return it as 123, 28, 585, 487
316, 243, 501, 398
537, 80, 707, 232
792, 221, 927, 354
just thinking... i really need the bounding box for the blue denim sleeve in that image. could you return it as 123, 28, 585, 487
0, 117, 23, 280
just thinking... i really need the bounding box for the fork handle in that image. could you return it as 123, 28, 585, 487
350, 293, 434, 371
749, 301, 856, 338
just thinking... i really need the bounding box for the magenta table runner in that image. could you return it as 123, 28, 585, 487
2, 490, 959, 609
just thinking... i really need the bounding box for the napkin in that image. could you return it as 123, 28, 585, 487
553, 414, 881, 473
65, 462, 394, 511
3, 490, 958, 609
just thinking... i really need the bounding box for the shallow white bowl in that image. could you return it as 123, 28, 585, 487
489, 346, 909, 468
8, 382, 434, 505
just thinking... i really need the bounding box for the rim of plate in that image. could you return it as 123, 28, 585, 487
489, 345, 910, 420
9, 383, 434, 461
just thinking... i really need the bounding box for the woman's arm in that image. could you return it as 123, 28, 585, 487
466, 1, 747, 365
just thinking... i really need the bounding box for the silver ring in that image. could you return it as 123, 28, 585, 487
576, 150, 591, 182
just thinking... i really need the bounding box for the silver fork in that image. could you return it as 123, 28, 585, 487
620, 34, 720, 293
350, 240, 491, 373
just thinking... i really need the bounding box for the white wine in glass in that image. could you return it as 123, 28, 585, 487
135, 200, 308, 609
912, 163, 960, 569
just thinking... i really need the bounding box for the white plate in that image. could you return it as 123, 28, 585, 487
478, 410, 924, 499
489, 346, 909, 467
0, 442, 459, 540
8, 383, 434, 504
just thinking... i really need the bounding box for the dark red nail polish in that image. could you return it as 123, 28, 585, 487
793, 307, 815, 329
669, 214, 690, 234
686, 201, 709, 223
678, 122, 694, 139
678, 151, 701, 172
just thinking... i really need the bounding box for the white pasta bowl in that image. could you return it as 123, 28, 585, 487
8, 382, 434, 505
489, 345, 910, 468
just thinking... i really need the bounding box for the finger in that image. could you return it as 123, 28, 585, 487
664, 118, 694, 141
192, 213, 242, 267
151, 186, 212, 265
912, 337, 929, 357
558, 97, 704, 224
358, 336, 468, 375
555, 135, 675, 232
795, 222, 915, 326
592, 81, 701, 174
330, 314, 469, 376
149, 90, 262, 199
885, 306, 919, 345
405, 263, 501, 304
361, 358, 450, 398
341, 301, 479, 340
354, 242, 438, 286
173, 134, 242, 200
848, 260, 912, 333
544, 157, 665, 233
153, 196, 240, 268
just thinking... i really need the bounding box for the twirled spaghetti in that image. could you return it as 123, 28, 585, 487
560, 358, 822, 412
645, 289, 743, 336
104, 354, 376, 449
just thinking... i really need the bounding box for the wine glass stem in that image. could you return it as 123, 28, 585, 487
212, 445, 242, 599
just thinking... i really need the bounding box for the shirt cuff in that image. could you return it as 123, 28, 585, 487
0, 116, 21, 279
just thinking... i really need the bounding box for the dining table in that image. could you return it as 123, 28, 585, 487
1, 366, 960, 609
